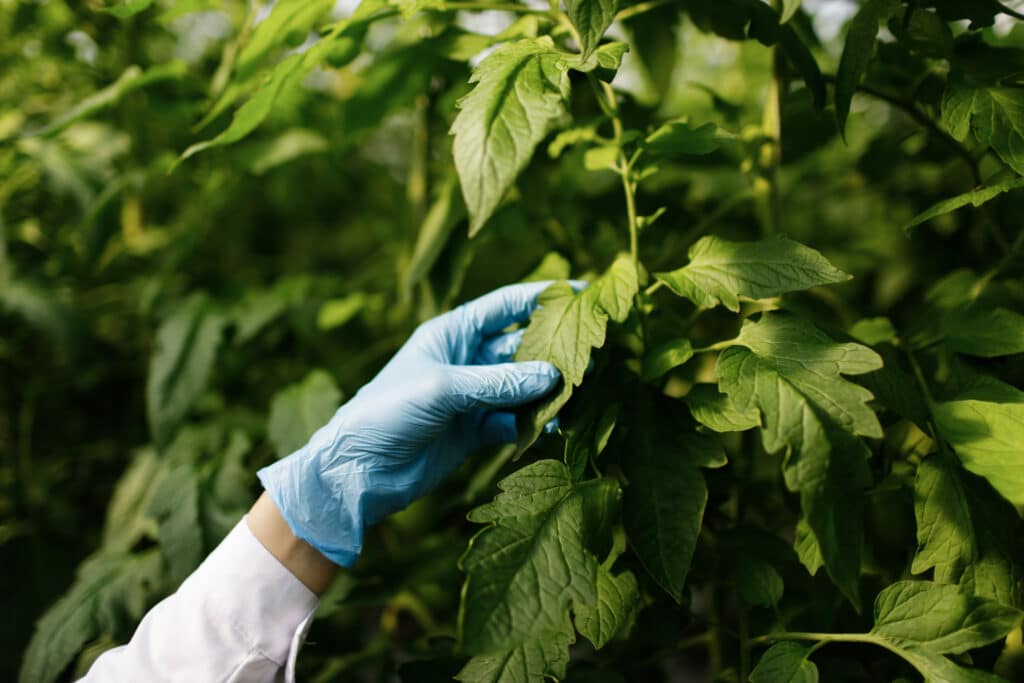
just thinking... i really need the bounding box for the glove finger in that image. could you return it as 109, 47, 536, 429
446, 361, 561, 411
473, 329, 525, 365
478, 411, 517, 446
543, 417, 560, 434
454, 280, 588, 339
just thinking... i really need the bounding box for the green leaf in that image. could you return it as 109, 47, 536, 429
565, 0, 618, 59
180, 5, 382, 164
317, 293, 367, 331
933, 381, 1024, 507
835, 0, 901, 136
235, 0, 336, 79
717, 314, 882, 605
737, 559, 785, 607
779, 0, 802, 23
575, 567, 639, 649
640, 119, 733, 159
101, 449, 165, 552
943, 73, 1024, 175
146, 464, 203, 585
655, 236, 850, 312
403, 174, 466, 296
794, 517, 824, 576
624, 394, 726, 601
719, 314, 883, 450
249, 128, 329, 175
179, 53, 310, 164
456, 626, 573, 683
146, 293, 226, 445
568, 41, 629, 81
625, 4, 680, 102
849, 317, 897, 346
941, 305, 1024, 358
562, 383, 618, 480
912, 453, 1024, 608
872, 581, 1022, 655
451, 38, 572, 237
459, 460, 619, 656
642, 338, 694, 381
904, 178, 1024, 232
29, 62, 187, 138
514, 255, 638, 452
20, 550, 163, 683
267, 370, 343, 458
751, 642, 819, 683
685, 384, 760, 433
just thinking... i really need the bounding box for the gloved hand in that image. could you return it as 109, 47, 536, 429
257, 281, 571, 567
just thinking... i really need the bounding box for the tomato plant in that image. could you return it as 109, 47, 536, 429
4, 0, 1024, 681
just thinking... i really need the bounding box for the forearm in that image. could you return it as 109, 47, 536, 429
247, 491, 338, 595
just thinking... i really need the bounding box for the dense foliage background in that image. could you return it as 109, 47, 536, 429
4, 0, 1024, 681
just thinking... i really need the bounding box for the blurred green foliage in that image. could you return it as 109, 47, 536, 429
4, 0, 1024, 681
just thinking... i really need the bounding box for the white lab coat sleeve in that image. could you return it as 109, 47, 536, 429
80, 516, 319, 683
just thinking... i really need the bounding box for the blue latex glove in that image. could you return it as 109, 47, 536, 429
258, 281, 570, 567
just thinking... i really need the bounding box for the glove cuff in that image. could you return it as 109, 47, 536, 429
257, 450, 366, 568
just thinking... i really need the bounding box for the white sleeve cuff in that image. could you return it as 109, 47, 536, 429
80, 518, 319, 683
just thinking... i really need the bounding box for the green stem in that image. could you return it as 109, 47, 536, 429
443, 1, 548, 12
693, 339, 734, 354
644, 280, 664, 297
750, 631, 876, 646
614, 0, 672, 21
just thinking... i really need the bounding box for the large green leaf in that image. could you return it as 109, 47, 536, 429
451, 38, 571, 237
873, 581, 1022, 654
146, 293, 226, 445
835, 0, 901, 136
717, 314, 882, 604
20, 551, 164, 683
623, 394, 726, 602
942, 44, 1024, 175
267, 370, 343, 457
941, 305, 1024, 358
903, 178, 1024, 232
235, 0, 336, 79
565, 0, 617, 59
655, 236, 850, 312
912, 454, 1024, 608
933, 380, 1024, 507
751, 642, 819, 683
514, 255, 638, 452
458, 459, 619, 655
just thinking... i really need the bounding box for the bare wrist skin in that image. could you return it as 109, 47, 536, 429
246, 492, 338, 595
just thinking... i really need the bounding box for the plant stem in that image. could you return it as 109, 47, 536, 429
443, 1, 548, 12
644, 280, 664, 297
614, 0, 672, 21
750, 631, 877, 646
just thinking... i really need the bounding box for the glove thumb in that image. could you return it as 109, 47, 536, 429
446, 361, 561, 411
